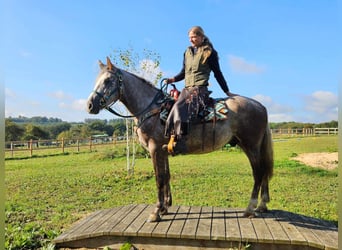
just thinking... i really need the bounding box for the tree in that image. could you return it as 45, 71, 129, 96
47, 122, 72, 139
110, 46, 163, 85
5, 119, 24, 141
22, 124, 49, 140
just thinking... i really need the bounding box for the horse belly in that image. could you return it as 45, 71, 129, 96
186, 121, 233, 154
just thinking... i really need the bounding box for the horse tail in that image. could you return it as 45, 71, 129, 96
261, 125, 274, 180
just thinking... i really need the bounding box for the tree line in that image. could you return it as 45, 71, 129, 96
5, 116, 338, 142
5, 117, 127, 142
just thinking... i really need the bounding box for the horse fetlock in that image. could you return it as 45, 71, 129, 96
159, 206, 168, 215
255, 201, 268, 213
147, 213, 161, 223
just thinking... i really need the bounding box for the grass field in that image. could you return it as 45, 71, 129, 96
5, 135, 338, 249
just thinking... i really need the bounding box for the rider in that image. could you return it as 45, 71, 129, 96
164, 26, 237, 155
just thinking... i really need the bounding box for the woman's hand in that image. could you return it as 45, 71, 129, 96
167, 78, 175, 84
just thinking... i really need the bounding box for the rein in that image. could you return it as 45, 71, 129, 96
94, 69, 166, 124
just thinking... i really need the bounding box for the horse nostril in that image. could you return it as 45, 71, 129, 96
88, 102, 93, 111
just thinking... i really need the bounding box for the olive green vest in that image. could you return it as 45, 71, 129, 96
184, 46, 211, 87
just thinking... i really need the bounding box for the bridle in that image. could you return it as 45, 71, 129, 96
92, 69, 165, 121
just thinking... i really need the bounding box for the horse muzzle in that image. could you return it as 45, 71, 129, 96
87, 97, 100, 114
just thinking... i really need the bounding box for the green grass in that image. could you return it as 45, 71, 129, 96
5, 136, 338, 249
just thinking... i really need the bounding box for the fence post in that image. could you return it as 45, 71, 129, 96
29, 139, 33, 157
77, 139, 80, 152
89, 137, 92, 152
62, 138, 65, 154
10, 142, 14, 157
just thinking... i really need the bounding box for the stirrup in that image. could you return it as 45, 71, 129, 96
167, 135, 176, 154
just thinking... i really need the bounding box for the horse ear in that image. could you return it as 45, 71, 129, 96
106, 56, 114, 71
98, 60, 105, 69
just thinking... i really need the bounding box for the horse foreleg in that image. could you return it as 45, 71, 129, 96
147, 149, 171, 222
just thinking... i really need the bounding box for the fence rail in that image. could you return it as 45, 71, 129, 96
5, 128, 338, 158
270, 127, 338, 136
5, 136, 130, 158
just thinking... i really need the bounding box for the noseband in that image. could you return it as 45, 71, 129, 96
93, 69, 164, 120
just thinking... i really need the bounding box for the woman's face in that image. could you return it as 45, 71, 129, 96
189, 31, 203, 48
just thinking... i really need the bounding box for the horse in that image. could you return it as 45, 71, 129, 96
87, 57, 274, 222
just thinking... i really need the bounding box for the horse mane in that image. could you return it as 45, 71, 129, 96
124, 70, 157, 89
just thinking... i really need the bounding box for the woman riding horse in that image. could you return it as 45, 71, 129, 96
164, 26, 237, 155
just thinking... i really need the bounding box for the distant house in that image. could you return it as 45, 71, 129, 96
91, 134, 110, 143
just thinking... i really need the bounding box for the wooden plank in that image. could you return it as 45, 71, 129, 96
225, 209, 241, 242
54, 205, 338, 250
92, 204, 136, 236
196, 206, 213, 240
123, 204, 153, 236
111, 204, 148, 236
180, 206, 200, 239
236, 210, 257, 243
137, 208, 159, 237
54, 209, 104, 242
77, 207, 122, 238
211, 207, 226, 240
167, 205, 190, 238
274, 210, 307, 246
296, 213, 337, 250
261, 211, 289, 244
62, 207, 119, 241
251, 217, 273, 243
152, 206, 180, 238
310, 228, 337, 250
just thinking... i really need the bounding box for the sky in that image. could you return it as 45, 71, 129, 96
2, 0, 340, 123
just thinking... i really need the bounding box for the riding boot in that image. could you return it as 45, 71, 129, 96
162, 135, 187, 156
173, 136, 187, 155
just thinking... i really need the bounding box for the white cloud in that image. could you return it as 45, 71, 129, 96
58, 98, 87, 111
253, 94, 294, 122
253, 94, 292, 113
72, 99, 87, 111
229, 55, 266, 74
49, 90, 72, 100
304, 91, 338, 114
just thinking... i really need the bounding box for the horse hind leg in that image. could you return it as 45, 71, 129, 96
255, 177, 271, 213
255, 128, 273, 213
243, 148, 265, 217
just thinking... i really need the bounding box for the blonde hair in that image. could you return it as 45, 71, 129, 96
188, 26, 213, 63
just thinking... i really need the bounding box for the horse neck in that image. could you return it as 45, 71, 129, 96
120, 71, 160, 116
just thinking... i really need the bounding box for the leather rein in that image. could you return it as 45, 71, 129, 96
92, 69, 165, 125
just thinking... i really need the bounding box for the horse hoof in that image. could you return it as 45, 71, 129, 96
243, 211, 256, 218
146, 213, 161, 223
160, 207, 168, 215
255, 206, 268, 213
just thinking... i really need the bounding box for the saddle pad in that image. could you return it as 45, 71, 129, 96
204, 99, 228, 121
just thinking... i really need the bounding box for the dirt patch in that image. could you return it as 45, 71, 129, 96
292, 152, 338, 170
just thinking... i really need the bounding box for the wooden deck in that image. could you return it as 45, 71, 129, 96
53, 204, 338, 250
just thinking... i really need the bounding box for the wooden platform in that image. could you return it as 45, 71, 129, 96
53, 204, 338, 250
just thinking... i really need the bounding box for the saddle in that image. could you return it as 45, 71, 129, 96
160, 97, 229, 125
160, 87, 229, 155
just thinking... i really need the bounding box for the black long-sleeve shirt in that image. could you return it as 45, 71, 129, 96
173, 48, 229, 93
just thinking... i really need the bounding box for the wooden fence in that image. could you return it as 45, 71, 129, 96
5, 136, 130, 158
270, 127, 338, 136
5, 128, 338, 158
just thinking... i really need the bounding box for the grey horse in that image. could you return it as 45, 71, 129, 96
87, 57, 273, 222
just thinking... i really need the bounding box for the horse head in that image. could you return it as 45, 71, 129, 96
87, 57, 123, 114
